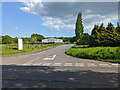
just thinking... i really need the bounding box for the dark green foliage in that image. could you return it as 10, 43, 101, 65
22, 37, 32, 44
13, 37, 18, 43
70, 36, 77, 42
2, 35, 13, 44
76, 33, 90, 45
31, 33, 45, 42
75, 12, 84, 40
90, 22, 120, 47
2, 33, 45, 44
116, 22, 120, 33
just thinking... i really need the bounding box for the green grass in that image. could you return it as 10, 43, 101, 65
1, 43, 65, 55
65, 45, 120, 62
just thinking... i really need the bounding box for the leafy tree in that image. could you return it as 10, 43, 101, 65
31, 34, 45, 43
63, 37, 71, 42
70, 36, 77, 42
2, 35, 13, 44
75, 12, 84, 40
22, 37, 32, 44
76, 33, 90, 45
13, 37, 18, 43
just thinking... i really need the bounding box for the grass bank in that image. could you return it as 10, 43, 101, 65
65, 45, 120, 63
1, 43, 65, 55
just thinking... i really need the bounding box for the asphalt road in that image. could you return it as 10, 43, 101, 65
2, 44, 119, 88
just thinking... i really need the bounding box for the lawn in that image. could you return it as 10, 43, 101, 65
65, 45, 120, 63
1, 43, 65, 55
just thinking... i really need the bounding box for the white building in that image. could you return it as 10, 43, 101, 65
42, 38, 63, 43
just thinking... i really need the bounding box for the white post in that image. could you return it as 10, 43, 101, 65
18, 39, 23, 50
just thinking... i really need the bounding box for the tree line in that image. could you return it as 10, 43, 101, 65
1, 34, 45, 44
74, 12, 120, 47
1, 34, 74, 44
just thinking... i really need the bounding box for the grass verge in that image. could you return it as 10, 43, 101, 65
1, 43, 65, 55
65, 45, 120, 63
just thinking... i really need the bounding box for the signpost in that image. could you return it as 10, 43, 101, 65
18, 38, 23, 50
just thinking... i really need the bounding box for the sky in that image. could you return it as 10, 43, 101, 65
2, 1, 118, 38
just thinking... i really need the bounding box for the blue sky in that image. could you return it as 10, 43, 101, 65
2, 2, 118, 38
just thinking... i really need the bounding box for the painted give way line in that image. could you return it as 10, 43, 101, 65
43, 55, 56, 60
23, 57, 40, 65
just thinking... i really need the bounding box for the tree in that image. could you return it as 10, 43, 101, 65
90, 22, 120, 47
2, 35, 13, 44
76, 33, 90, 45
98, 23, 108, 46
91, 24, 99, 35
13, 37, 18, 43
116, 22, 120, 33
75, 12, 84, 40
90, 24, 99, 46
70, 36, 77, 42
31, 34, 45, 43
22, 37, 32, 44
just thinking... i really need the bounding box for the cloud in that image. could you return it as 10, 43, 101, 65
42, 17, 75, 30
14, 26, 18, 30
19, 1, 118, 33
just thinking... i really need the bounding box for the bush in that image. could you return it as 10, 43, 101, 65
2, 35, 13, 44
76, 33, 90, 45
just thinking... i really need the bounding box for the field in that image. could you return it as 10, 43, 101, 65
1, 43, 65, 55
65, 45, 120, 63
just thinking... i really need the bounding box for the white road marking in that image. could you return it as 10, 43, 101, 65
42, 63, 51, 66
43, 55, 56, 60
111, 64, 119, 67
99, 64, 111, 67
87, 63, 97, 67
75, 63, 84, 67
23, 58, 40, 65
64, 63, 72, 66
32, 63, 42, 66
53, 63, 62, 66
22, 63, 32, 66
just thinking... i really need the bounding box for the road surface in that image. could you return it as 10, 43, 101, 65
2, 44, 119, 88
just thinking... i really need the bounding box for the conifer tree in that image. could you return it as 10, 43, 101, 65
116, 22, 120, 33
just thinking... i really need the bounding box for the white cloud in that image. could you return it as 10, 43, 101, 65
14, 26, 18, 30
19, 2, 118, 33
41, 16, 75, 30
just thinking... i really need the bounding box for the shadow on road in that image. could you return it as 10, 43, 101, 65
2, 65, 119, 88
